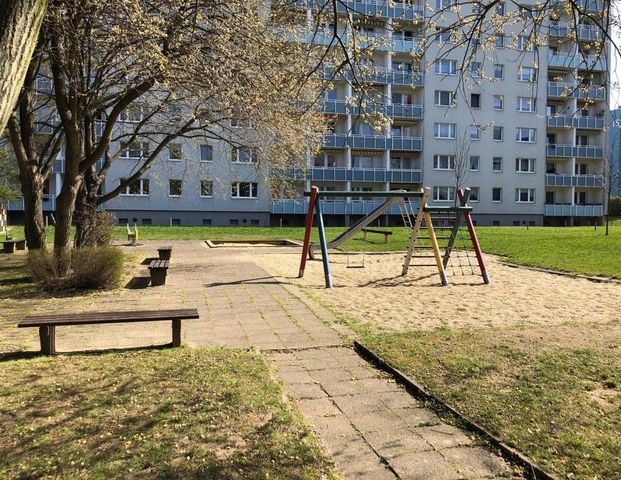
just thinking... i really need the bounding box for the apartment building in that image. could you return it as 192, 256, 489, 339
7, 0, 610, 227
610, 107, 621, 196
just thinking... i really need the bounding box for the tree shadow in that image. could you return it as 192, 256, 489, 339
204, 276, 287, 287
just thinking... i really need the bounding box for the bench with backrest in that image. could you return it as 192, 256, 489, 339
149, 259, 169, 286
18, 308, 199, 355
158, 245, 173, 260
3, 238, 26, 253
361, 228, 393, 244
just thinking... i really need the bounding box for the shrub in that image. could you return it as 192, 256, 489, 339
74, 210, 117, 248
28, 246, 124, 292
608, 196, 621, 217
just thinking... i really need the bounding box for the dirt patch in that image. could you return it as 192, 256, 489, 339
256, 251, 621, 333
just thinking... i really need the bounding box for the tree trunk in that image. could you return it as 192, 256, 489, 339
0, 0, 48, 133
53, 177, 81, 274
74, 186, 99, 248
20, 173, 46, 249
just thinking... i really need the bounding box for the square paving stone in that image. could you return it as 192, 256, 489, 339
320, 379, 369, 397
332, 393, 387, 416
375, 391, 422, 410
413, 424, 476, 450
365, 431, 432, 459
390, 450, 462, 480
284, 381, 325, 400
393, 407, 442, 428
442, 446, 512, 479
349, 410, 409, 435
296, 397, 341, 418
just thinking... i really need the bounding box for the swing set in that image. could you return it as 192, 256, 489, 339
298, 186, 490, 288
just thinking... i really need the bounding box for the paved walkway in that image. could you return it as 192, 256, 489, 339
5, 241, 521, 479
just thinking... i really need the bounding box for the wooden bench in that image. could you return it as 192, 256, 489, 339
158, 245, 173, 260
361, 228, 393, 244
17, 308, 200, 355
149, 259, 169, 286
2, 238, 26, 253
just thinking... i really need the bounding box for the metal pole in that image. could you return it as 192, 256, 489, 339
315, 197, 332, 288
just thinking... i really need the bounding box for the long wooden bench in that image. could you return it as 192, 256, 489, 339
3, 238, 26, 253
149, 259, 169, 286
361, 228, 393, 244
18, 308, 199, 355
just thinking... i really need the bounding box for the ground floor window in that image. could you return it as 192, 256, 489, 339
432, 186, 455, 202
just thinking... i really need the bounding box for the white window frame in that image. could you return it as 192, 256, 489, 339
470, 62, 482, 78
168, 143, 183, 161
434, 90, 455, 107
120, 178, 149, 196
493, 126, 504, 141
119, 107, 144, 123
515, 157, 536, 173
232, 147, 257, 164
432, 186, 455, 202
469, 187, 480, 202
231, 182, 258, 199
517, 97, 536, 112
433, 154, 455, 170
435, 59, 457, 75
493, 157, 503, 172
120, 141, 149, 160
493, 95, 504, 111
434, 123, 456, 139
515, 188, 536, 203
470, 93, 481, 109
492, 187, 503, 202
495, 34, 504, 48
470, 125, 480, 141
516, 127, 536, 143
517, 66, 537, 82
169, 179, 183, 198
493, 64, 504, 79
200, 144, 213, 162
200, 180, 213, 198
469, 155, 480, 171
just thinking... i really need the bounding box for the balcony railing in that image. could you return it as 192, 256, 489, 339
7, 195, 56, 212
294, 0, 425, 21
546, 144, 604, 158
323, 133, 423, 151
322, 99, 423, 119
548, 52, 606, 71
322, 65, 424, 86
549, 23, 602, 41
546, 115, 605, 129
547, 81, 606, 100
272, 166, 422, 183
544, 203, 604, 216
271, 198, 413, 215
545, 174, 603, 187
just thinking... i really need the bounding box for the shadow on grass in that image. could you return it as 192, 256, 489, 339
0, 343, 173, 363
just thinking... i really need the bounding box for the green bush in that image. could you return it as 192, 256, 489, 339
75, 210, 117, 247
608, 196, 621, 217
28, 246, 124, 292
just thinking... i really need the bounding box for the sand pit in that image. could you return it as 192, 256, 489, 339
255, 251, 621, 333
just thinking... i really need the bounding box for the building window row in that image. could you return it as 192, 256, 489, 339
433, 155, 537, 173
434, 60, 537, 82
433, 124, 537, 143
119, 179, 257, 199
432, 187, 537, 204
118, 142, 251, 163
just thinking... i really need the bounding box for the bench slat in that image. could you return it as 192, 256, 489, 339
18, 308, 199, 328
149, 259, 169, 269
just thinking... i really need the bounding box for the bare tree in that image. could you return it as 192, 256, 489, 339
452, 131, 473, 203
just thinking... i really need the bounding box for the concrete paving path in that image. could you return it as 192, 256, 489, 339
6, 241, 522, 479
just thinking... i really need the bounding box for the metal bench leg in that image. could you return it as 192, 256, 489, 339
39, 326, 56, 355
172, 319, 181, 347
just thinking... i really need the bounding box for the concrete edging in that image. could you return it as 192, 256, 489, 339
354, 340, 559, 480
501, 262, 621, 284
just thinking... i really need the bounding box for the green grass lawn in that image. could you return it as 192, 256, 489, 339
0, 348, 335, 480
7, 222, 621, 278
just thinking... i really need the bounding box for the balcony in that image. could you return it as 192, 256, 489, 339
322, 99, 423, 119
544, 203, 604, 216
8, 195, 56, 212
548, 52, 606, 71
549, 23, 602, 41
322, 65, 424, 86
271, 198, 411, 215
294, 0, 425, 21
547, 81, 606, 100
545, 174, 603, 187
546, 144, 604, 158
323, 133, 423, 151
546, 115, 604, 129
275, 166, 423, 183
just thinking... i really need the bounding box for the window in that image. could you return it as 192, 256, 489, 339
435, 90, 455, 107
200, 180, 213, 197
493, 157, 503, 172
121, 141, 149, 159
202, 219, 212, 226
469, 155, 480, 171
495, 2, 505, 15
229, 219, 239, 226
119, 107, 143, 123
469, 187, 480, 202
515, 188, 535, 203
171, 218, 181, 226
493, 126, 503, 141
517, 35, 535, 51
433, 186, 455, 202
516, 127, 536, 143
251, 219, 260, 226
515, 157, 536, 173
493, 95, 504, 110
435, 27, 452, 43
517, 66, 537, 82
470, 125, 480, 140
513, 220, 520, 226
433, 154, 455, 170
470, 93, 481, 109
36, 75, 53, 93
575, 191, 587, 204
493, 64, 504, 79
575, 163, 587, 175
200, 144, 213, 162
435, 0, 456, 9
141, 218, 152, 225
492, 220, 500, 226
470, 62, 482, 78
232, 147, 256, 163
492, 187, 502, 202
231, 182, 258, 198
169, 179, 182, 197
495, 34, 504, 48
392, 93, 413, 105
168, 143, 182, 161
435, 59, 457, 75
517, 97, 536, 112
118, 218, 128, 225
434, 123, 456, 139
120, 178, 149, 196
